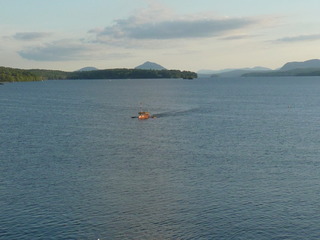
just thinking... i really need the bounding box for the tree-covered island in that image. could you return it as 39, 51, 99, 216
0, 67, 42, 82
0, 67, 197, 82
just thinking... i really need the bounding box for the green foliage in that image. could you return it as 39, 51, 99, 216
28, 69, 68, 80
67, 68, 197, 80
0, 66, 197, 82
0, 67, 41, 82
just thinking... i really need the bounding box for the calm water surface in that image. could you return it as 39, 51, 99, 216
1, 77, 320, 239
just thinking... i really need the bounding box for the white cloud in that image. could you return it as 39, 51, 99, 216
93, 3, 262, 46
18, 40, 99, 61
18, 39, 134, 62
16, 3, 269, 63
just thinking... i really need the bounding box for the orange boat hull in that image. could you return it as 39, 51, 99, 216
138, 114, 150, 120
138, 111, 151, 120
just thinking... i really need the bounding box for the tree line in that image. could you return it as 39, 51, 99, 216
0, 67, 42, 82
0, 67, 197, 82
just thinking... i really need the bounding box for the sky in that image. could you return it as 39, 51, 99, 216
1, 0, 320, 72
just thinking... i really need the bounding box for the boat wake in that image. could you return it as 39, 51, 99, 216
152, 108, 200, 118
131, 107, 201, 119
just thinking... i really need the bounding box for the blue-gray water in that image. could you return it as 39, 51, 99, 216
1, 77, 320, 239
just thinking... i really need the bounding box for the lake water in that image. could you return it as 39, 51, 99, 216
1, 77, 320, 239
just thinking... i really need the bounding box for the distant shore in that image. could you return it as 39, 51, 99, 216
0, 67, 197, 82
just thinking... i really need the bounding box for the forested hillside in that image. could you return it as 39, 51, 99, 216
0, 67, 42, 82
68, 69, 197, 79
0, 67, 197, 82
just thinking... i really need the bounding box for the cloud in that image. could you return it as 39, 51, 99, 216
18, 39, 132, 61
107, 18, 256, 40
93, 4, 261, 45
13, 32, 51, 41
18, 40, 97, 61
16, 3, 269, 62
275, 34, 320, 43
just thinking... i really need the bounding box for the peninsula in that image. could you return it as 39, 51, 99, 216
0, 66, 197, 82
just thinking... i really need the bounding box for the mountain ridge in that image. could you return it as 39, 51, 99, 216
135, 61, 166, 70
198, 59, 320, 78
76, 67, 99, 72
198, 66, 271, 78
280, 59, 320, 71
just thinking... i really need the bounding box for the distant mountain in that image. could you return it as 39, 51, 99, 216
280, 59, 320, 71
244, 59, 320, 77
197, 69, 234, 75
198, 66, 271, 78
135, 61, 166, 70
218, 67, 271, 78
198, 66, 270, 74
76, 67, 99, 72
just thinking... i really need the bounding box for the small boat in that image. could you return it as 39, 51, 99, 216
132, 103, 156, 120
138, 111, 151, 120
